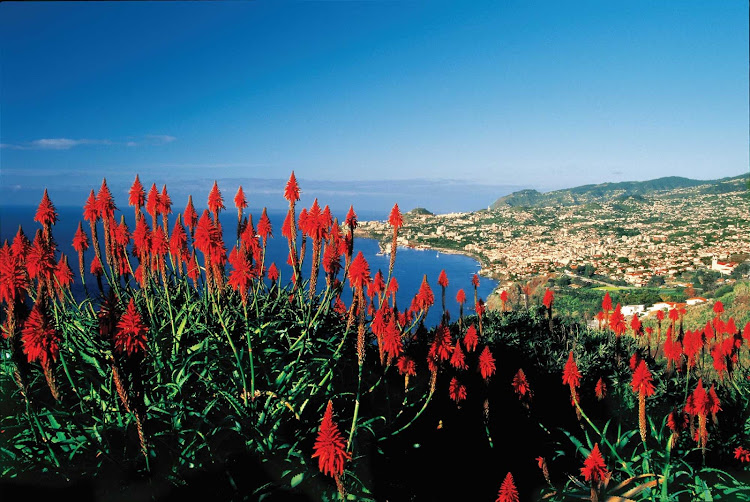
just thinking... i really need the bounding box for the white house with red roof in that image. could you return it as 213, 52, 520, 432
712, 257, 738, 276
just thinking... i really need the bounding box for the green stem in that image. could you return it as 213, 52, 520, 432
243, 302, 255, 402
215, 304, 248, 407
347, 364, 363, 452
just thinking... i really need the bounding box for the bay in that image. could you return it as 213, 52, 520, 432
1, 204, 497, 328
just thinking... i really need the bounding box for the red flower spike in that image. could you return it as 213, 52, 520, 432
602, 292, 612, 313
257, 207, 273, 242
437, 269, 448, 288
114, 298, 149, 356
183, 195, 198, 231
471, 274, 480, 288
21, 303, 61, 366
580, 443, 609, 484
496, 472, 520, 502
449, 340, 467, 370
208, 181, 225, 215
128, 174, 145, 208
595, 377, 607, 400
348, 252, 371, 291
97, 178, 116, 220
735, 446, 750, 463
631, 360, 655, 397
542, 288, 554, 309
456, 288, 466, 305
267, 262, 280, 282
397, 355, 416, 376
609, 303, 627, 337
311, 400, 350, 478
463, 324, 478, 352
55, 255, 74, 290
146, 183, 160, 219
448, 377, 467, 404
0, 242, 27, 305
479, 345, 496, 380
83, 190, 99, 222
562, 351, 581, 389
234, 185, 247, 210
284, 171, 301, 203
415, 275, 434, 311
72, 222, 89, 252
345, 205, 357, 229
34, 189, 58, 228
90, 255, 104, 277
388, 203, 403, 229
500, 290, 508, 303
512, 368, 530, 397
159, 185, 172, 216
713, 301, 724, 315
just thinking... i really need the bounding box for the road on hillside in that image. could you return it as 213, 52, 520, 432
563, 270, 629, 289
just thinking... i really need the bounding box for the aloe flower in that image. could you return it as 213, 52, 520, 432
208, 180, 225, 221
146, 183, 161, 228
449, 339, 467, 370
562, 351, 581, 415
478, 345, 496, 381
631, 359, 655, 442
34, 189, 58, 241
114, 298, 149, 357
609, 303, 626, 337
183, 195, 198, 234
312, 400, 350, 481
595, 377, 606, 400
415, 274, 434, 314
159, 185, 172, 233
463, 323, 478, 353
129, 174, 146, 220
22, 301, 62, 399
448, 376, 467, 404
500, 289, 508, 312
512, 368, 530, 398
387, 203, 402, 280
581, 443, 609, 486
496, 472, 519, 502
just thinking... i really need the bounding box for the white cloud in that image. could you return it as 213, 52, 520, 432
144, 134, 176, 144
0, 135, 176, 150
30, 138, 112, 150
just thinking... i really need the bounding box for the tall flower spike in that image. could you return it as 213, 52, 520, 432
284, 171, 301, 202
183, 195, 198, 232
415, 274, 434, 312
257, 207, 273, 243
562, 351, 581, 389
348, 251, 371, 291
478, 345, 496, 381
581, 443, 609, 485
129, 174, 146, 209
311, 400, 350, 479
496, 472, 520, 502
34, 189, 58, 230
632, 359, 655, 442
83, 189, 99, 222
97, 178, 116, 221
114, 298, 149, 357
208, 180, 225, 217
234, 185, 247, 211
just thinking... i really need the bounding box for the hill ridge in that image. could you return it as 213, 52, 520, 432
491, 173, 748, 209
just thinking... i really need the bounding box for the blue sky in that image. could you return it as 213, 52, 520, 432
1, 1, 747, 212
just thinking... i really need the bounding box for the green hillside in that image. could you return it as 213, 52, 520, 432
491, 173, 748, 209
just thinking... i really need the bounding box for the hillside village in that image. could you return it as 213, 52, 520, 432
359, 175, 749, 318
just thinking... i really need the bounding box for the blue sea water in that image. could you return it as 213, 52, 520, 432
0, 204, 497, 328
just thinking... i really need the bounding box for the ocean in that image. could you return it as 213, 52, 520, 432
0, 204, 497, 328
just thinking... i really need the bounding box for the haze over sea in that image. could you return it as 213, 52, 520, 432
0, 204, 497, 329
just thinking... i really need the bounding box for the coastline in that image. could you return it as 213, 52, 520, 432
356, 230, 500, 285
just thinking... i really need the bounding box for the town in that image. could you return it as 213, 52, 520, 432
358, 176, 749, 296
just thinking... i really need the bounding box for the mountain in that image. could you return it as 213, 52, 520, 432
490, 174, 748, 209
